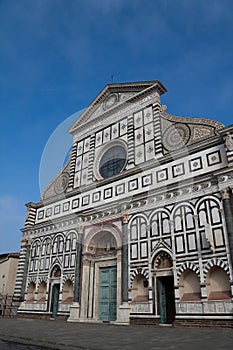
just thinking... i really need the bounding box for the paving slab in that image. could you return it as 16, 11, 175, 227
0, 318, 232, 350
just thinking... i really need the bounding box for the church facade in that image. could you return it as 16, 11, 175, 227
15, 80, 233, 326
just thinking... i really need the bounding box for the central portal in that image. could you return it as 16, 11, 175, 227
98, 266, 117, 321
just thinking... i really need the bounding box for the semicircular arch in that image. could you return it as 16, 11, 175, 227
83, 224, 122, 253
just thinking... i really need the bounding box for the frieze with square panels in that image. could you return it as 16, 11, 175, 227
36, 145, 226, 224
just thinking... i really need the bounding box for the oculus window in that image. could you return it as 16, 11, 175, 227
99, 145, 127, 179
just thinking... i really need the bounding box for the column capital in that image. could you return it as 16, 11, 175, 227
21, 238, 32, 246
221, 187, 231, 200
122, 214, 128, 225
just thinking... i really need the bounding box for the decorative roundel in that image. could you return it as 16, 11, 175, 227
162, 123, 190, 151
54, 173, 69, 194
102, 93, 119, 110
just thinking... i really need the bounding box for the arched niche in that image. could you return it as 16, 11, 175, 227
206, 266, 231, 300
26, 282, 36, 302
62, 279, 74, 303
131, 274, 149, 302
50, 265, 61, 278
37, 281, 47, 302
179, 269, 201, 301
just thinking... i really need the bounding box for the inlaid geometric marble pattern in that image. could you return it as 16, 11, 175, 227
36, 145, 227, 223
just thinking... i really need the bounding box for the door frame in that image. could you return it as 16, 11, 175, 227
93, 258, 119, 321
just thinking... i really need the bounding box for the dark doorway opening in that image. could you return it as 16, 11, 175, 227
157, 276, 175, 324
51, 284, 60, 318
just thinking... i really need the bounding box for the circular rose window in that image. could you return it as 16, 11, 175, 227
99, 144, 127, 179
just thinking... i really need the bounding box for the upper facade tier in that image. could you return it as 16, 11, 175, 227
40, 80, 225, 202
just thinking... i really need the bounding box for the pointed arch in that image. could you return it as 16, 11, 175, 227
152, 250, 173, 270
50, 264, 62, 278
151, 246, 173, 268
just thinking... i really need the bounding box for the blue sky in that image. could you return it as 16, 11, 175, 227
0, 0, 233, 253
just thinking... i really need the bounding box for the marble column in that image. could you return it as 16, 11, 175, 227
122, 214, 128, 302
117, 215, 130, 324
73, 241, 82, 302
68, 235, 82, 322
221, 188, 233, 269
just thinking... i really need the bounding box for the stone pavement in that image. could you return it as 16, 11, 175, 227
0, 318, 232, 350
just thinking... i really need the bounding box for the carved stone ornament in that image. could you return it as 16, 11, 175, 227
162, 123, 191, 151
225, 133, 233, 151
221, 188, 231, 200
102, 93, 119, 111
54, 172, 69, 194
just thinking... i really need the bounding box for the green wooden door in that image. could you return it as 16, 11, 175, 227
157, 276, 175, 324
158, 278, 167, 324
98, 266, 117, 321
51, 284, 60, 318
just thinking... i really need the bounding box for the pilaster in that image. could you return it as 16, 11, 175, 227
221, 187, 233, 269
116, 215, 130, 324
127, 116, 135, 169
87, 134, 96, 182
152, 95, 163, 158
68, 230, 83, 322
14, 238, 31, 300
67, 142, 78, 191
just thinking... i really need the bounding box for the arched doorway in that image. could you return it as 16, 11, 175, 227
49, 265, 61, 318
153, 251, 175, 324
81, 228, 122, 322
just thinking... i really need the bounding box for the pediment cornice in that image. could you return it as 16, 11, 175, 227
69, 80, 166, 137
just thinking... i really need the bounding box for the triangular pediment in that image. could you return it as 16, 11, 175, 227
69, 80, 166, 134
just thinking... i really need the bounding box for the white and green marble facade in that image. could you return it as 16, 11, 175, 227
15, 80, 233, 326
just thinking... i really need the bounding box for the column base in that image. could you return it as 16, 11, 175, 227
116, 302, 131, 325
67, 302, 80, 322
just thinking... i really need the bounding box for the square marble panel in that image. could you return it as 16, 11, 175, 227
207, 150, 222, 166
189, 157, 203, 172
156, 168, 168, 182
128, 179, 138, 192
172, 163, 185, 177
